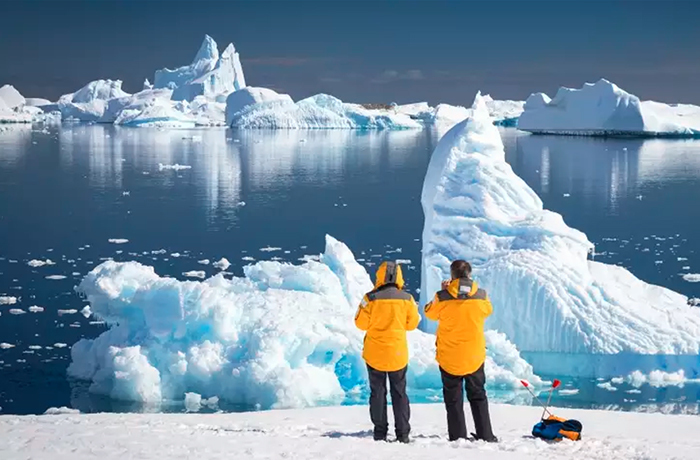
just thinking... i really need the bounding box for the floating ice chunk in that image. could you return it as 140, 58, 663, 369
558, 389, 580, 396
53, 343, 68, 348
682, 273, 700, 282
183, 271, 206, 279
678, 257, 688, 261
611, 377, 625, 385
58, 309, 78, 316
0, 296, 17, 305
420, 92, 700, 379
171, 253, 182, 258
108, 239, 129, 245
597, 382, 618, 391
395, 259, 412, 264
46, 275, 67, 280
627, 369, 692, 388
9, 309, 26, 315
81, 306, 92, 318
43, 407, 80, 415
28, 306, 44, 313
158, 164, 192, 171
28, 345, 42, 350
241, 256, 256, 262
197, 259, 211, 265
298, 255, 320, 263
212, 258, 230, 270
184, 392, 202, 412
0, 343, 15, 349
260, 246, 282, 252
27, 259, 55, 267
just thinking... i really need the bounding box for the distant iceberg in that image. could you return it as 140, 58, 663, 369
405, 97, 524, 128
154, 34, 246, 102
226, 87, 422, 130
58, 79, 130, 122
68, 235, 539, 407
518, 79, 700, 138
421, 92, 700, 378
0, 84, 56, 124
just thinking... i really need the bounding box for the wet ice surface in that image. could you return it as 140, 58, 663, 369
1, 126, 700, 414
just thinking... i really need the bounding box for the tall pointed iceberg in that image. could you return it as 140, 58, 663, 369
420, 93, 700, 377
154, 35, 246, 102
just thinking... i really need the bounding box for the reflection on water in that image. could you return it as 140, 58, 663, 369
1, 126, 700, 415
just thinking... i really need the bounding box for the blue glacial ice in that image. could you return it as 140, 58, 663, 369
68, 236, 539, 407
420, 92, 700, 378
517, 79, 700, 138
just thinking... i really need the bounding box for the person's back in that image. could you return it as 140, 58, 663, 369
424, 260, 497, 443
427, 277, 491, 377
355, 261, 420, 442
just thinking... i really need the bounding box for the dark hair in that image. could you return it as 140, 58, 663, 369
450, 260, 472, 279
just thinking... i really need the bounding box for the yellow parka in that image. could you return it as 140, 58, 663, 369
424, 277, 493, 376
355, 261, 421, 372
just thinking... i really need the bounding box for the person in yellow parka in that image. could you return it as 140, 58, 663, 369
424, 259, 498, 443
355, 261, 421, 443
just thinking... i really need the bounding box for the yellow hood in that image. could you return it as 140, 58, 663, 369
447, 277, 478, 297
374, 261, 405, 289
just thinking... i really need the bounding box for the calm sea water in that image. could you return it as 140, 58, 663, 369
1, 124, 699, 415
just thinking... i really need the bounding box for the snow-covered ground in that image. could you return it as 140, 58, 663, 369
2, 403, 700, 459
518, 79, 700, 137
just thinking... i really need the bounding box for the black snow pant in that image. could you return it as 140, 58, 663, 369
440, 364, 495, 442
367, 364, 410, 440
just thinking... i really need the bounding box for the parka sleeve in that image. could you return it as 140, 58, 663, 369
354, 295, 371, 331
423, 293, 443, 321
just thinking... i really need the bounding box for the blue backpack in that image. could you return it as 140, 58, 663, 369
532, 415, 582, 441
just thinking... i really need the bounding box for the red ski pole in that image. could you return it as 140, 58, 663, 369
520, 380, 553, 419
541, 379, 561, 420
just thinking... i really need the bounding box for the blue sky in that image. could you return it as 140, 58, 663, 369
1, 0, 698, 104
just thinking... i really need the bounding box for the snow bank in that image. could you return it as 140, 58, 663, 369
518, 79, 700, 137
5, 404, 700, 459
420, 92, 700, 378
154, 35, 246, 102
68, 235, 538, 407
227, 88, 421, 130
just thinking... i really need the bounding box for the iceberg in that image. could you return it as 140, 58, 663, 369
154, 35, 246, 102
58, 79, 130, 122
517, 79, 700, 138
67, 235, 538, 407
226, 87, 422, 130
0, 84, 26, 109
411, 98, 524, 129
420, 92, 700, 378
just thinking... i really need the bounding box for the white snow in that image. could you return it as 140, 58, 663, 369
212, 258, 231, 270
2, 404, 700, 459
27, 259, 55, 267
682, 273, 700, 282
66, 235, 537, 407
155, 35, 246, 102
420, 92, 700, 379
518, 79, 700, 137
28, 306, 44, 313
226, 88, 421, 130
158, 163, 192, 171
0, 296, 17, 305
182, 270, 206, 279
